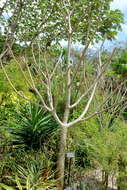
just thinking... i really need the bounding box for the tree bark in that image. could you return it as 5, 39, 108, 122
102, 171, 109, 190
57, 126, 68, 190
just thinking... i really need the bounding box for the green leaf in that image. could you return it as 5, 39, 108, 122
15, 175, 23, 190
0, 183, 16, 190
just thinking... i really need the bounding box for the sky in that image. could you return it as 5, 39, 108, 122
111, 0, 127, 13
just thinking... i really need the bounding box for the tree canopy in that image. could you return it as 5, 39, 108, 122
0, 0, 124, 47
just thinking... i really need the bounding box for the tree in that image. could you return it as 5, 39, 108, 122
112, 48, 127, 78
0, 0, 124, 45
0, 0, 125, 189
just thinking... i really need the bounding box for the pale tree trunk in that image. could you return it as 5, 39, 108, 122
57, 126, 68, 190
102, 171, 109, 190
57, 9, 72, 189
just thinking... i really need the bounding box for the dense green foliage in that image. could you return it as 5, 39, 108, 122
112, 49, 127, 77
0, 0, 124, 45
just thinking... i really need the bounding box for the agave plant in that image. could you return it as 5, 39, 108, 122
10, 103, 58, 150
0, 150, 58, 190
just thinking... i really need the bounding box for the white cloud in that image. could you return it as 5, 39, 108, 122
0, 0, 6, 7
111, 0, 127, 12
122, 24, 127, 33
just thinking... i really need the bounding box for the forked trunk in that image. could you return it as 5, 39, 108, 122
57, 125, 68, 190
